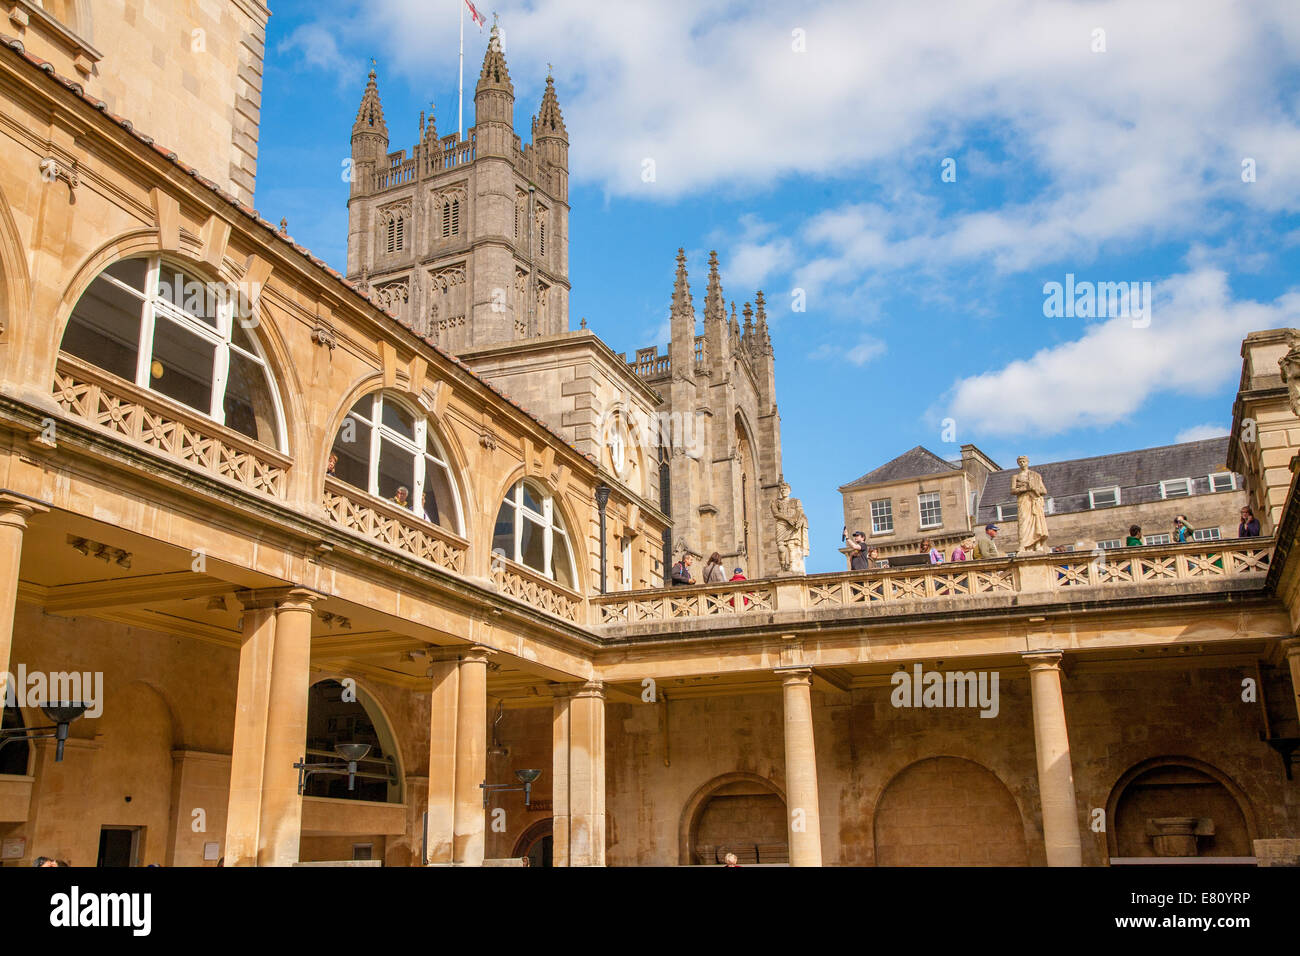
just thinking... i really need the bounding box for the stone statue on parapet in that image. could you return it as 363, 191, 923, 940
1011, 455, 1049, 553
1279, 332, 1300, 418
771, 477, 810, 575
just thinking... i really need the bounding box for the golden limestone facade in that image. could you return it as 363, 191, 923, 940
0, 3, 1297, 868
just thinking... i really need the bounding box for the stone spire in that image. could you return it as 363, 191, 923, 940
729, 300, 741, 350
704, 250, 725, 324
352, 65, 388, 138
476, 24, 514, 98
672, 248, 694, 318
533, 72, 567, 140
422, 100, 438, 151
755, 290, 772, 352
742, 301, 754, 340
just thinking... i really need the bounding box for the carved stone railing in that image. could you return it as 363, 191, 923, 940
323, 477, 467, 575
593, 579, 776, 624
53, 355, 289, 498
490, 557, 582, 624
589, 540, 1273, 633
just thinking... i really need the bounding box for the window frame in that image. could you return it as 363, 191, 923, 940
1089, 486, 1121, 509
337, 392, 464, 536
62, 255, 287, 452
494, 479, 577, 587
997, 502, 1018, 522
1144, 532, 1172, 545
917, 491, 942, 530
1159, 477, 1192, 499
621, 536, 633, 589
869, 497, 894, 535
1096, 539, 1123, 550
1208, 472, 1236, 493
1191, 527, 1222, 542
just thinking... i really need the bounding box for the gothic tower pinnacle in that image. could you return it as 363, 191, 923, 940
704, 250, 725, 324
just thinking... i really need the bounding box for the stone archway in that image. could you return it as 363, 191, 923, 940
1106, 757, 1256, 860
512, 817, 553, 867
680, 772, 787, 865
873, 756, 1028, 866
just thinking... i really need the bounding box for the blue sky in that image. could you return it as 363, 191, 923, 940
255, 0, 1300, 572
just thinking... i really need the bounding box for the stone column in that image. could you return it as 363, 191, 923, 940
223, 592, 278, 866
1023, 650, 1083, 866
0, 495, 46, 709
256, 589, 318, 866
452, 646, 490, 865
778, 666, 822, 866
426, 658, 459, 865
1280, 638, 1300, 727
552, 680, 606, 867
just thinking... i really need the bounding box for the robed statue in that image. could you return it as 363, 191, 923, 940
1011, 455, 1049, 553
771, 479, 810, 574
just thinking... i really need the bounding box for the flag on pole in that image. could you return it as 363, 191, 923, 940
465, 0, 486, 30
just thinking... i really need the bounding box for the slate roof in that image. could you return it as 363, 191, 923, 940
975, 437, 1236, 522
841, 446, 960, 490
0, 34, 596, 468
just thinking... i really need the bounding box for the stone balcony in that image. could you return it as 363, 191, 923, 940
588, 540, 1274, 640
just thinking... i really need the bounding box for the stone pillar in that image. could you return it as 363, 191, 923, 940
0, 495, 46, 709
224, 587, 318, 867
778, 666, 822, 866
1281, 638, 1300, 727
552, 680, 606, 867
426, 658, 459, 865
452, 646, 490, 865
256, 590, 318, 866
1023, 650, 1083, 866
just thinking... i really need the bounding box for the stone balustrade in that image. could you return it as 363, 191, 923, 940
323, 477, 468, 575
589, 540, 1273, 637
52, 355, 289, 499
490, 555, 582, 624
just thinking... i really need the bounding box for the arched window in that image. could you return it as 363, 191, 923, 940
385, 215, 404, 254
59, 256, 285, 450
493, 479, 576, 588
304, 679, 401, 803
330, 392, 463, 535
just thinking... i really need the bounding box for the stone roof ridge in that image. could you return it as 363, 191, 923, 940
842, 445, 960, 489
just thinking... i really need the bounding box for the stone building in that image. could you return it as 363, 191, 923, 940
841, 438, 1249, 562
344, 32, 786, 578
0, 2, 1297, 871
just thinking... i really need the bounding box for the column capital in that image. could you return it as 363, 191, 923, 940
0, 492, 49, 530
1278, 637, 1300, 660
1021, 649, 1065, 671
460, 644, 495, 666
235, 586, 323, 612
551, 679, 604, 700
775, 665, 813, 687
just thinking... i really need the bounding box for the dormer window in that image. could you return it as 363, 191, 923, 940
1089, 486, 1120, 509
1159, 478, 1192, 499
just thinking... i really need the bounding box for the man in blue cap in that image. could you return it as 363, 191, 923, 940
974, 522, 1001, 559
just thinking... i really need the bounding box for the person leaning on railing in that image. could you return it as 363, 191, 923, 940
703, 551, 727, 584
671, 553, 695, 586
1126, 524, 1143, 546
1239, 506, 1260, 538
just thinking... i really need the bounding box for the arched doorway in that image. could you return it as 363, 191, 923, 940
681, 772, 787, 865
304, 679, 402, 803
513, 818, 553, 867
1106, 757, 1255, 860
874, 756, 1028, 866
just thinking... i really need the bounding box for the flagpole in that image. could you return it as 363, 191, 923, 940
458, 0, 464, 139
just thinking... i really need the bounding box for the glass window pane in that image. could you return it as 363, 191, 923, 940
224, 350, 278, 446
331, 417, 370, 489
380, 400, 415, 441
425, 430, 447, 465
349, 396, 374, 422
61, 275, 144, 380
149, 314, 216, 413
552, 531, 574, 589
423, 458, 458, 532
231, 320, 259, 354
521, 516, 545, 572
377, 437, 415, 506
492, 503, 514, 559
155, 265, 219, 328
103, 257, 149, 292
521, 482, 543, 515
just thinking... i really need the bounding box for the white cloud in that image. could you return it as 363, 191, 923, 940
810, 336, 885, 366
277, 23, 362, 84
1175, 423, 1229, 443
944, 269, 1300, 437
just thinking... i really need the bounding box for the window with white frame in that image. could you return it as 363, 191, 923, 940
621, 536, 633, 589
1144, 532, 1171, 545
1089, 486, 1121, 508
492, 480, 576, 588
918, 492, 942, 529
330, 392, 463, 535
1191, 527, 1222, 542
1160, 478, 1192, 499
997, 502, 1018, 521
59, 256, 285, 450
1208, 472, 1236, 492
1096, 539, 1123, 549
870, 498, 893, 534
